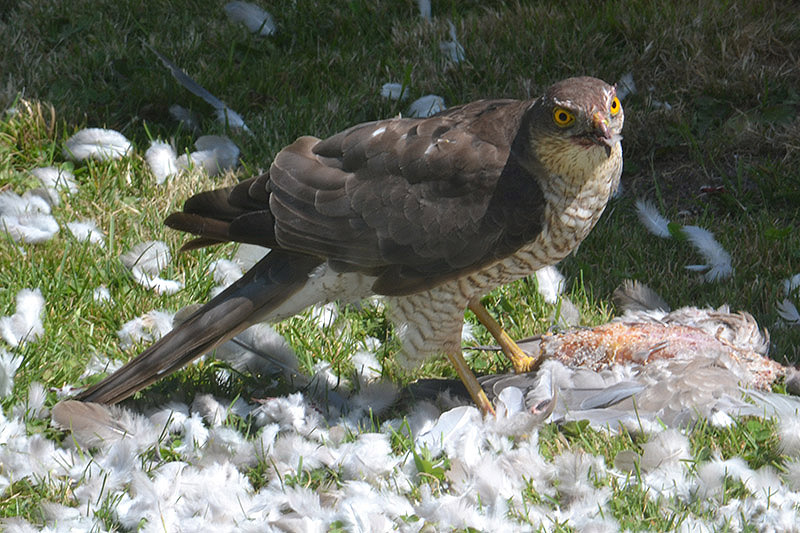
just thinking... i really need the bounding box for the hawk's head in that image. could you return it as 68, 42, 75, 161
533, 76, 624, 159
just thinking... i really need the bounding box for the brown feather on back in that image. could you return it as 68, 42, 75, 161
166, 98, 548, 295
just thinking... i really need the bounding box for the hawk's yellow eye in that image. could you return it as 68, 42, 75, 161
553, 107, 575, 127
610, 96, 621, 116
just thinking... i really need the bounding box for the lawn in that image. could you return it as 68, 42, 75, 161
1, 1, 799, 530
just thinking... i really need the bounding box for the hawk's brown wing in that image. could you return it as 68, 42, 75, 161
168, 99, 546, 295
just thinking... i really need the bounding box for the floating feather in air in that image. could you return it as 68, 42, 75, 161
120, 241, 183, 295
224, 1, 276, 36
146, 43, 251, 133
63, 128, 132, 161
407, 94, 445, 117
682, 225, 733, 281
144, 140, 179, 184
0, 190, 59, 243
0, 288, 45, 348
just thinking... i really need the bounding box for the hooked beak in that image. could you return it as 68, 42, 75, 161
591, 112, 619, 157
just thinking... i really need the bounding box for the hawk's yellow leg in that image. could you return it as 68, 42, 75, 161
445, 349, 495, 416
468, 298, 539, 373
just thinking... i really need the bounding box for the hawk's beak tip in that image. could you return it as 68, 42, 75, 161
592, 113, 611, 137
591, 112, 620, 156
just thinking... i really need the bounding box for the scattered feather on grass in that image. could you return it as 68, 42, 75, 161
682, 225, 733, 281
78, 354, 123, 381
29, 166, 77, 193
117, 309, 175, 350
550, 296, 582, 328
785, 461, 800, 491
648, 86, 674, 111
177, 135, 240, 177
417, 0, 431, 19
0, 349, 23, 397
616, 72, 637, 101
208, 259, 244, 297
144, 140, 179, 184
440, 20, 465, 63
0, 288, 45, 348
213, 322, 300, 376
147, 44, 251, 133
380, 82, 408, 101
120, 241, 183, 295
66, 220, 105, 247
535, 265, 565, 304
93, 286, 112, 303
168, 104, 202, 132
777, 299, 800, 326
0, 190, 59, 243
232, 243, 270, 270
120, 241, 171, 274
635, 199, 671, 238
7, 355, 800, 533
461, 320, 476, 343
310, 302, 339, 329
635, 201, 732, 282
783, 274, 800, 296
214, 107, 250, 132
407, 95, 445, 117
195, 135, 240, 170
224, 1, 276, 36
777, 414, 800, 457
63, 128, 132, 161
13, 381, 48, 420
29, 166, 78, 205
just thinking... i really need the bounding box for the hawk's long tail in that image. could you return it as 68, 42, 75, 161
75, 251, 321, 404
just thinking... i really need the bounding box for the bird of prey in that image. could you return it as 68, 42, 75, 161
76, 76, 624, 413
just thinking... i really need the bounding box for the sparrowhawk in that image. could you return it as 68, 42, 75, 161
76, 76, 624, 413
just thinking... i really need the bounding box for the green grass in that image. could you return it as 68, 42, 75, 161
1, 0, 800, 529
